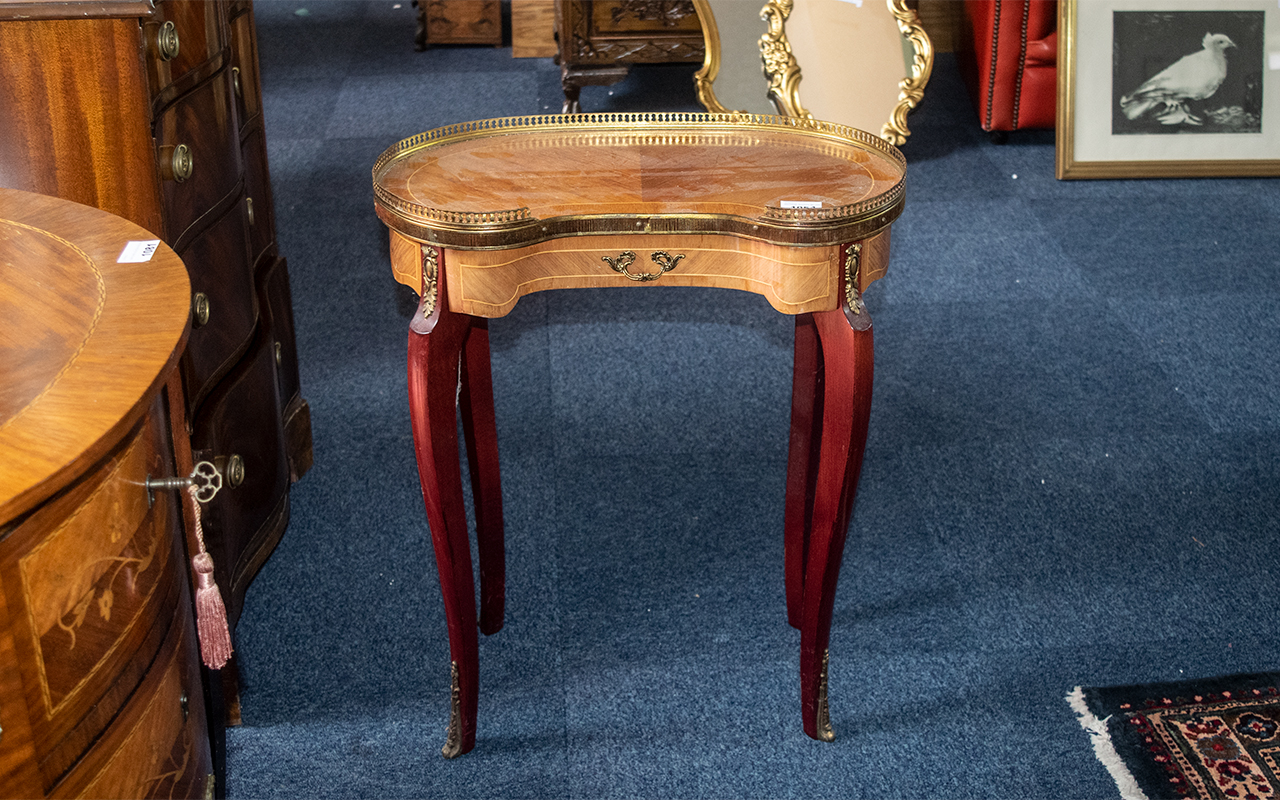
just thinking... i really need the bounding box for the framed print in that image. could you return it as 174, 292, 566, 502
1056, 0, 1280, 179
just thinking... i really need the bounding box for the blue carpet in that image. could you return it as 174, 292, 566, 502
227, 2, 1280, 797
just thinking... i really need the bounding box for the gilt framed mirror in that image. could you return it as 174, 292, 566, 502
692, 0, 933, 145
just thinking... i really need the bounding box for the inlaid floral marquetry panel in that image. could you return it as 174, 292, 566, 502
15, 420, 171, 714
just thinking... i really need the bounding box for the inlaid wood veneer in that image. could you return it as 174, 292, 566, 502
374, 112, 906, 758
0, 187, 213, 798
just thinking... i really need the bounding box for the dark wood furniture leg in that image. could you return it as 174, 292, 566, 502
798, 301, 874, 742
784, 313, 823, 630
559, 63, 631, 113
413, 0, 427, 50
407, 263, 480, 759
459, 318, 505, 636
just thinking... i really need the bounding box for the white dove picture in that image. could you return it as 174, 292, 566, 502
1119, 32, 1237, 125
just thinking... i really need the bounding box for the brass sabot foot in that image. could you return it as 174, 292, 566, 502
442, 662, 464, 759
816, 650, 835, 742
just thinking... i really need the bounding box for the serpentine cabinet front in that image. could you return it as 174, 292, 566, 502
0, 0, 314, 778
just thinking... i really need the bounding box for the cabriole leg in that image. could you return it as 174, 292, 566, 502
798, 303, 874, 742
460, 318, 505, 636
784, 313, 823, 630
407, 254, 479, 758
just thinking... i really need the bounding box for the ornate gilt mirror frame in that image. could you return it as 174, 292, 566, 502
692, 0, 933, 145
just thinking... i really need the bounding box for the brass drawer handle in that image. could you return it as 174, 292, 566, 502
602, 250, 684, 282
192, 292, 211, 327
161, 144, 194, 183
225, 454, 245, 488
246, 196, 254, 226
156, 20, 180, 61
171, 143, 193, 182
231, 66, 242, 98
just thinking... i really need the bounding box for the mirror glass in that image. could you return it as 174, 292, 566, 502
693, 0, 933, 144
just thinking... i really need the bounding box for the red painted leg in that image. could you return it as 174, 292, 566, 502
459, 318, 505, 636
784, 313, 823, 629
407, 263, 478, 758
799, 303, 874, 742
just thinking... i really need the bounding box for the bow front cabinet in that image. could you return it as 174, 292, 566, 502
0, 1, 313, 792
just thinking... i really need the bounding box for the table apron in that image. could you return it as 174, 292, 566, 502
389, 230, 891, 318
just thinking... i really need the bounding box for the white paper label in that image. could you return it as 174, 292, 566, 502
780, 200, 823, 209
117, 240, 161, 263
1270, 52, 1280, 71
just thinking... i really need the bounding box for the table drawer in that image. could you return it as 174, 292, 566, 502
155, 67, 243, 246
436, 233, 842, 317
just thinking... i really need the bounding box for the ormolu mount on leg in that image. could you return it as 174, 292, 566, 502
442, 663, 463, 759
815, 650, 834, 742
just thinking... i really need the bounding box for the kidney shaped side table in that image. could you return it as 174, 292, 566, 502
372, 112, 905, 758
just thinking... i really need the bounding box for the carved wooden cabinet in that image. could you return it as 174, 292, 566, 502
554, 0, 704, 112
0, 188, 212, 798
0, 0, 312, 728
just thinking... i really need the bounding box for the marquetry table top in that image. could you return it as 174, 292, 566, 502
373, 113, 907, 249
0, 188, 190, 522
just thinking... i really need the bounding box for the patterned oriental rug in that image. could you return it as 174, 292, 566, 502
1068, 673, 1280, 800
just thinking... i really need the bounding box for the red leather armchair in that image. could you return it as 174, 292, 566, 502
960, 0, 1058, 133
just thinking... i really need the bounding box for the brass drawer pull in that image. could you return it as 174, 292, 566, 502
146, 460, 223, 505
232, 66, 242, 98
602, 250, 684, 282
246, 196, 254, 226
160, 144, 194, 183
156, 20, 180, 61
225, 454, 245, 488
192, 292, 211, 327
169, 143, 193, 182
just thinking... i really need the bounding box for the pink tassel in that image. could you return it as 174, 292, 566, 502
187, 486, 233, 669
192, 552, 233, 669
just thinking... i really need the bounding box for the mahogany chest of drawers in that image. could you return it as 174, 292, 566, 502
0, 1, 313, 791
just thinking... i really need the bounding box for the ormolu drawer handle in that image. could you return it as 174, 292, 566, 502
192, 292, 211, 327
246, 196, 255, 225
157, 20, 180, 61
602, 250, 684, 282
232, 66, 242, 98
